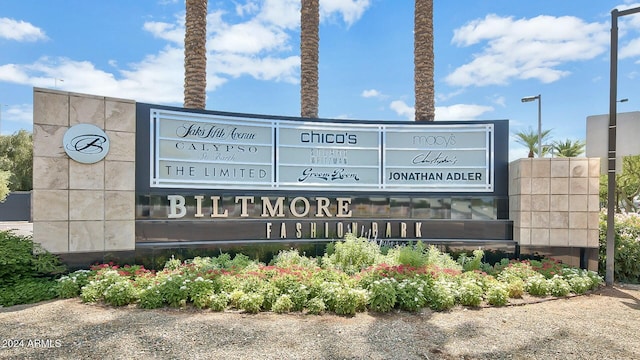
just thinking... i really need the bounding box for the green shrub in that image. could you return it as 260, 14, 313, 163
334, 287, 367, 316
79, 269, 123, 303
599, 211, 640, 283
396, 278, 428, 311
186, 276, 215, 305
259, 283, 280, 311
548, 275, 571, 297
456, 277, 483, 307
390, 241, 428, 267
103, 280, 138, 306
56, 270, 93, 298
322, 233, 383, 274
498, 277, 524, 299
0, 231, 65, 286
272, 294, 294, 313
138, 286, 164, 309
306, 297, 326, 315
426, 279, 456, 311
239, 292, 263, 313
0, 278, 58, 307
271, 249, 319, 268
457, 249, 485, 272
424, 245, 462, 271
208, 292, 229, 311
157, 274, 189, 308
525, 274, 550, 296
485, 281, 509, 306
367, 278, 397, 312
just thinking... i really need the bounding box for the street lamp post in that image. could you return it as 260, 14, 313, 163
607, 6, 640, 286
521, 94, 542, 157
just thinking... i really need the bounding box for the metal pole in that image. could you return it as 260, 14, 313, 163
607, 6, 640, 286
606, 9, 618, 286
537, 94, 542, 157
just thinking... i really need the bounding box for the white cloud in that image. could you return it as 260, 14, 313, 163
143, 18, 184, 44
0, 0, 372, 108
321, 0, 371, 26
1, 104, 32, 126
361, 89, 382, 98
435, 104, 494, 120
389, 100, 494, 121
258, 0, 300, 30
446, 14, 609, 87
210, 20, 290, 54
0, 18, 47, 42
492, 95, 506, 107
389, 100, 414, 120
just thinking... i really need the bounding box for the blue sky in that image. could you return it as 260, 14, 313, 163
1, 0, 639, 160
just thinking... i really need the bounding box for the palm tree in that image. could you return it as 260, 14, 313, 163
300, 0, 319, 118
514, 127, 552, 158
414, 0, 435, 121
552, 139, 586, 158
184, 0, 208, 109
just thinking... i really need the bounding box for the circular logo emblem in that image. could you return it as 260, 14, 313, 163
63, 124, 110, 164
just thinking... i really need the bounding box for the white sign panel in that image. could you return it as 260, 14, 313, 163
150, 109, 494, 192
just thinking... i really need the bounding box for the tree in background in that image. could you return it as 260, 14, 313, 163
552, 139, 586, 158
0, 170, 10, 202
513, 127, 553, 158
600, 155, 640, 213
0, 130, 33, 193
300, 0, 319, 118
414, 0, 435, 121
184, 0, 208, 109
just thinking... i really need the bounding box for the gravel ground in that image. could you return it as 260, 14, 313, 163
1, 284, 639, 360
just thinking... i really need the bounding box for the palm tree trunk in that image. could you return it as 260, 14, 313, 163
184, 0, 208, 109
300, 0, 319, 118
414, 0, 435, 121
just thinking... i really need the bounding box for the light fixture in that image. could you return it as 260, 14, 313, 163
521, 94, 542, 158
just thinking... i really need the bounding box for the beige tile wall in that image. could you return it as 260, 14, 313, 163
32, 88, 136, 253
509, 158, 600, 249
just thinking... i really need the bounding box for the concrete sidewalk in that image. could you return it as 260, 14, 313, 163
0, 221, 33, 237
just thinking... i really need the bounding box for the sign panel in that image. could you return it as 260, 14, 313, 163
149, 109, 494, 192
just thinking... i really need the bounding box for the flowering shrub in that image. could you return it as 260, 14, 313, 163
562, 268, 602, 294
529, 258, 565, 279
525, 274, 550, 296
80, 269, 123, 303
599, 211, 640, 283
73, 238, 605, 315
239, 292, 263, 313
334, 287, 368, 316
456, 277, 484, 307
272, 294, 294, 313
208, 292, 229, 311
271, 249, 319, 269
548, 275, 571, 297
103, 280, 138, 306
367, 278, 397, 312
484, 280, 509, 306
322, 233, 384, 274
396, 278, 428, 311
305, 297, 326, 315
157, 274, 189, 308
187, 277, 215, 309
56, 269, 92, 298
138, 286, 164, 309
426, 279, 456, 311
